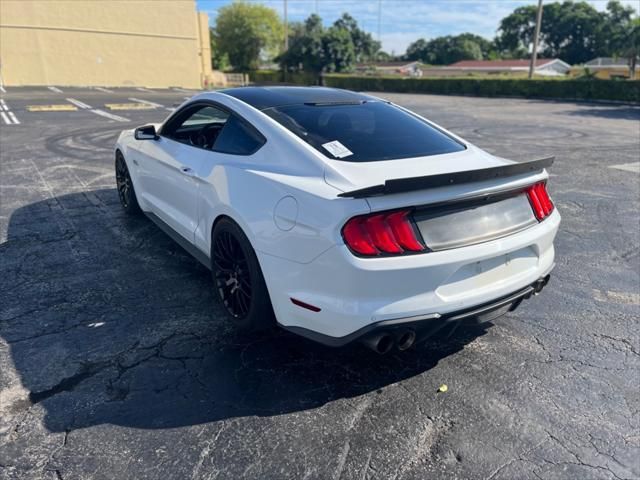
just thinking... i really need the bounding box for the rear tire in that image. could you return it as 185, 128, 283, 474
211, 218, 275, 333
115, 152, 141, 215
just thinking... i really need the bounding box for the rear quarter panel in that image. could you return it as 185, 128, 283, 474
192, 148, 370, 265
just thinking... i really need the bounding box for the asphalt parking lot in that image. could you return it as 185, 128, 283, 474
0, 86, 639, 480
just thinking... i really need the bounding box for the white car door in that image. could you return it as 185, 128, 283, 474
136, 104, 230, 242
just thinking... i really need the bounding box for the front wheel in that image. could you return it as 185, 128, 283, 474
211, 218, 275, 333
115, 152, 141, 214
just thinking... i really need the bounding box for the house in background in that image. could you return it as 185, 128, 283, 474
355, 61, 423, 77
435, 59, 571, 77
573, 57, 639, 79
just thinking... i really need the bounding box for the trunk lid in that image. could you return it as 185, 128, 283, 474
324, 145, 549, 212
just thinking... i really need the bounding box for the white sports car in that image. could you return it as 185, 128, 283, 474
115, 86, 560, 354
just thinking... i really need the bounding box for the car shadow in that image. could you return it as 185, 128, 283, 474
1, 188, 490, 432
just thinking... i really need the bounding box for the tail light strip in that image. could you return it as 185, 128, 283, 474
342, 209, 426, 256
525, 182, 554, 221
342, 182, 554, 257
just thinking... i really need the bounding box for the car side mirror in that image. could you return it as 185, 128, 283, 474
134, 125, 158, 140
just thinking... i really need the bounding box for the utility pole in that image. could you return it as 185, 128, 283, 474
528, 0, 543, 79
284, 0, 288, 51
377, 0, 382, 44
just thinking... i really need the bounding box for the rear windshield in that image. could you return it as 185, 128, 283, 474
263, 101, 465, 162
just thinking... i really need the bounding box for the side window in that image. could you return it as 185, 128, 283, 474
163, 105, 230, 149
182, 106, 228, 128
213, 115, 265, 155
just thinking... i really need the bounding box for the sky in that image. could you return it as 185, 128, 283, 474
196, 0, 639, 55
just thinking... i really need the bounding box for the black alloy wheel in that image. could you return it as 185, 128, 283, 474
115, 153, 140, 214
211, 218, 275, 332
213, 230, 252, 319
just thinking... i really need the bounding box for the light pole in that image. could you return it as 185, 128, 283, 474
284, 0, 288, 51
377, 0, 382, 44
528, 0, 543, 79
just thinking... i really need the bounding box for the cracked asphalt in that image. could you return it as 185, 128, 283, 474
0, 88, 639, 480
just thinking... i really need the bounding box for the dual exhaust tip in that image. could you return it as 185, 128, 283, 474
360, 329, 416, 354
534, 274, 550, 294
360, 275, 551, 354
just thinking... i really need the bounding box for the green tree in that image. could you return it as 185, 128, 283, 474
213, 2, 283, 71
495, 0, 634, 65
322, 25, 356, 72
209, 29, 230, 71
602, 1, 638, 75
375, 50, 393, 62
404, 34, 487, 64
405, 38, 429, 62
601, 0, 636, 54
494, 4, 537, 58
279, 14, 326, 73
456, 33, 494, 59
333, 13, 381, 62
279, 13, 364, 74
622, 18, 640, 78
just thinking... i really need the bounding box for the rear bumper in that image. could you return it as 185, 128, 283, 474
282, 274, 551, 347
259, 209, 560, 343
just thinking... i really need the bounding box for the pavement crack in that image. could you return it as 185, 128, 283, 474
333, 440, 350, 480
594, 333, 640, 357
486, 458, 516, 480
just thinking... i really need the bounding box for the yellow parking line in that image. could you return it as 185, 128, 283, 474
105, 103, 155, 110
27, 104, 78, 112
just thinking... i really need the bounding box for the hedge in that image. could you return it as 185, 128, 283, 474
248, 71, 640, 103
249, 70, 319, 85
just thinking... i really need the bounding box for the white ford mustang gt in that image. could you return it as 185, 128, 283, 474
115, 86, 560, 353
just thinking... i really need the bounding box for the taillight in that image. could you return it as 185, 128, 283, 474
526, 182, 554, 221
342, 209, 425, 257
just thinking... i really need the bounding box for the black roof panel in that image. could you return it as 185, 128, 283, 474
220, 86, 375, 110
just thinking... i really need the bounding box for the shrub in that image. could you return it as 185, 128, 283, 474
249, 70, 319, 85
322, 75, 640, 103
248, 71, 640, 103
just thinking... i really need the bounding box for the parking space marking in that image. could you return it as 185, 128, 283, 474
128, 97, 164, 108
105, 103, 154, 110
0, 99, 20, 124
66, 98, 92, 109
136, 87, 152, 92
0, 85, 6, 93
91, 109, 129, 122
27, 104, 78, 112
94, 87, 114, 93
48, 86, 63, 93
64, 97, 130, 121
609, 162, 640, 174
173, 87, 198, 93
1, 111, 19, 125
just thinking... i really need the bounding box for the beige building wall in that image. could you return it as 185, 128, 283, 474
0, 0, 212, 88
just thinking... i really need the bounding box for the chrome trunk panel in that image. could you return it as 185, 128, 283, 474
413, 193, 537, 251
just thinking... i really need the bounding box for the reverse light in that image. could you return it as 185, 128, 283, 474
342, 209, 426, 257
526, 182, 554, 221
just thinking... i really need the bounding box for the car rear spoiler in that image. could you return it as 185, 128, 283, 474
336, 156, 554, 199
